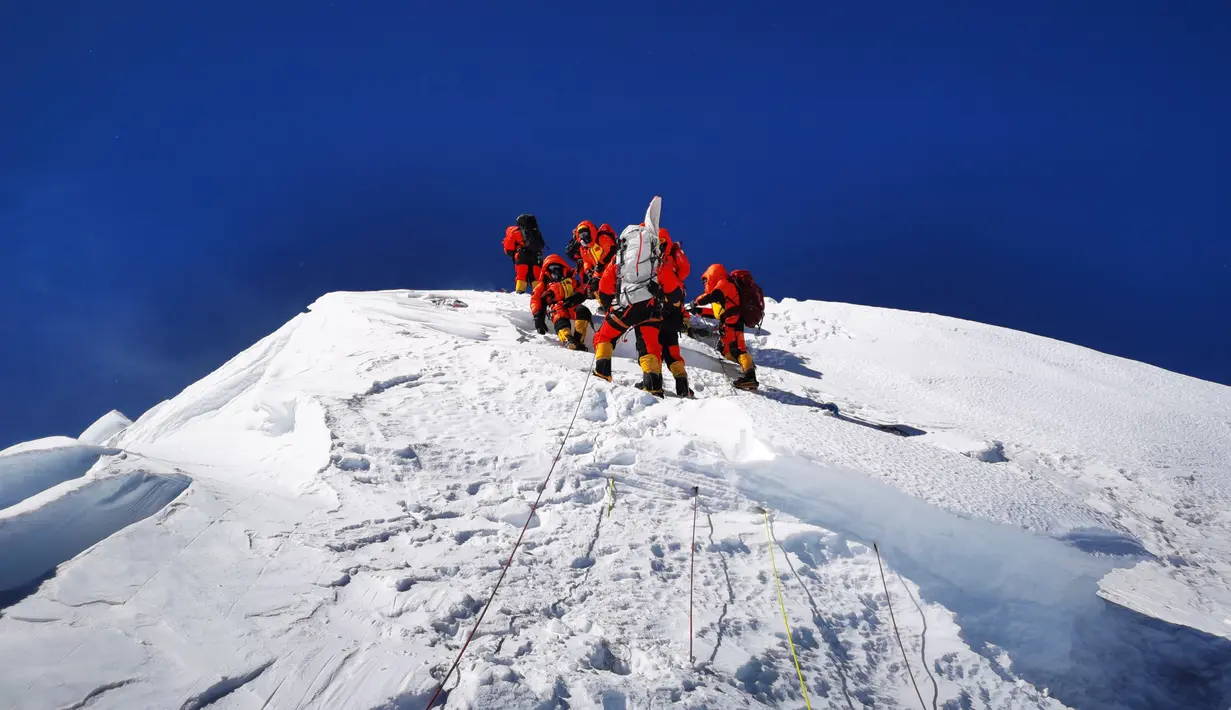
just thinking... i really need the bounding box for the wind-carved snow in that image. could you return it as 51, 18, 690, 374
0, 437, 121, 511
0, 288, 1228, 710
78, 410, 133, 446
0, 448, 189, 604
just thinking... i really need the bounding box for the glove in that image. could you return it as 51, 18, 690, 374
687, 302, 702, 316
533, 313, 548, 335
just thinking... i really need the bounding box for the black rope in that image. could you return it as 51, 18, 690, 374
896, 570, 940, 710
424, 366, 595, 709
689, 485, 699, 664
873, 542, 927, 710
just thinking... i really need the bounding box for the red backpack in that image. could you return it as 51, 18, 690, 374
728, 270, 765, 327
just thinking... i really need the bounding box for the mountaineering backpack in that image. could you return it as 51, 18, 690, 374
728, 269, 765, 327
516, 214, 546, 252
614, 197, 663, 308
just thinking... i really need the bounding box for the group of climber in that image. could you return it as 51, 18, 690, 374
502, 200, 760, 396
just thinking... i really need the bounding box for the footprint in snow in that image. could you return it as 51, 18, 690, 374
423, 510, 461, 521
649, 544, 667, 572
335, 454, 370, 471
607, 450, 636, 466
583, 390, 609, 423
454, 529, 495, 545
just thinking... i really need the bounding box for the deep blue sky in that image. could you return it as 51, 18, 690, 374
2, 2, 1229, 449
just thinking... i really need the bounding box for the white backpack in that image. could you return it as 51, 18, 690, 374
614, 196, 663, 307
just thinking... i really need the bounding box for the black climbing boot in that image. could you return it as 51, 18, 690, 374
593, 357, 613, 382
636, 372, 665, 398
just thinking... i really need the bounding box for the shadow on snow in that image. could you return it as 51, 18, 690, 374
754, 348, 825, 380
755, 387, 927, 437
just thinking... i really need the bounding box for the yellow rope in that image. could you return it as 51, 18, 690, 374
763, 510, 812, 709
607, 477, 615, 517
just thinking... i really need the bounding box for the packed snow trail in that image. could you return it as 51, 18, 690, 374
0, 289, 1228, 710
424, 364, 596, 709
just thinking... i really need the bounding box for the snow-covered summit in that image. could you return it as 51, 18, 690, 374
1, 289, 1229, 709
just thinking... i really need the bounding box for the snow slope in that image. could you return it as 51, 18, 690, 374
1, 289, 1229, 710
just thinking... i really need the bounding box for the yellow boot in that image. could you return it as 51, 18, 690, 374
593, 342, 614, 382
571, 320, 590, 352
733, 354, 758, 391
557, 328, 579, 350
669, 360, 693, 398
514, 279, 528, 294
637, 355, 664, 397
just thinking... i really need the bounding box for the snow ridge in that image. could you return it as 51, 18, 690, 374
0, 289, 1228, 710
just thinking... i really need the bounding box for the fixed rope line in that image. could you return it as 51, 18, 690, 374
873, 542, 927, 710
689, 485, 699, 664
759, 508, 812, 709
896, 569, 939, 710
424, 366, 595, 710
770, 514, 857, 710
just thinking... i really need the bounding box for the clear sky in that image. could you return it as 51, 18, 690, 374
2, 2, 1229, 449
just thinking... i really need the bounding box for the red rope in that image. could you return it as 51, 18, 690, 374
689, 485, 699, 664
424, 368, 594, 709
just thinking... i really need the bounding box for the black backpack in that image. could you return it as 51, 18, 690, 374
516, 214, 546, 252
